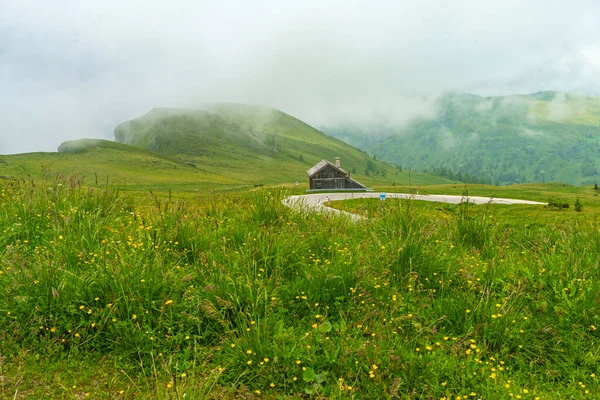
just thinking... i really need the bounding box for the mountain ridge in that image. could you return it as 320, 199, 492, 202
324, 91, 600, 185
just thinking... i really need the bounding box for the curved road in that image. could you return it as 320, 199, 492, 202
283, 192, 546, 220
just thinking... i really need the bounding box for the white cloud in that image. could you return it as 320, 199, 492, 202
546, 92, 573, 121
582, 46, 600, 72
1, 0, 600, 153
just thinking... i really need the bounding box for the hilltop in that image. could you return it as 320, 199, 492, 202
0, 104, 451, 191
325, 91, 600, 185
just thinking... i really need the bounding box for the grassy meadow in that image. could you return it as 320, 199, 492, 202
1, 176, 599, 399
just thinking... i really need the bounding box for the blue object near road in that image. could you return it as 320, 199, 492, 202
380, 193, 386, 201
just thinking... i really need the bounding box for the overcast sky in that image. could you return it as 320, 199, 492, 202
1, 0, 600, 154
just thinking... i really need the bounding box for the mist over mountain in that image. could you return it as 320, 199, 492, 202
2, 1, 600, 154
324, 91, 600, 185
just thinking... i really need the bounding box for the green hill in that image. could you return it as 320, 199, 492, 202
111, 103, 450, 187
325, 91, 600, 185
0, 105, 451, 191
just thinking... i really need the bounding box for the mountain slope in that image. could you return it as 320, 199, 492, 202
113, 103, 451, 187
325, 91, 600, 185
0, 106, 452, 190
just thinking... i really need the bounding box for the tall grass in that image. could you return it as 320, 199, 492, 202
1, 180, 599, 398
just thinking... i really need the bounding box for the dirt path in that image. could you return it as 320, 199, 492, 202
282, 192, 546, 219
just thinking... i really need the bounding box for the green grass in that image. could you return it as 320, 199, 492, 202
1, 178, 600, 398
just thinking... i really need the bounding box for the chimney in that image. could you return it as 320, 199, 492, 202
335, 157, 340, 168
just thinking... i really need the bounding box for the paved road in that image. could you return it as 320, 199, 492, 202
283, 192, 546, 219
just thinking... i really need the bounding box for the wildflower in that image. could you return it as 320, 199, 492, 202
270, 383, 275, 387
247, 360, 252, 365
246, 349, 252, 354
165, 300, 173, 305
132, 314, 137, 319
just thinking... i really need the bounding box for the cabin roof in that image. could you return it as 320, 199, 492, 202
346, 176, 365, 188
307, 159, 347, 177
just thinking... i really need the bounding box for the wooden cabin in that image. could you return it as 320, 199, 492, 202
307, 158, 366, 190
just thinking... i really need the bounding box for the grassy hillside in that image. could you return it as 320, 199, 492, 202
0, 139, 237, 191
326, 91, 600, 186
0, 106, 451, 191
113, 104, 451, 187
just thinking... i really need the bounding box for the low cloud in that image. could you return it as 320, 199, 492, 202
546, 92, 573, 121
1, 0, 599, 153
